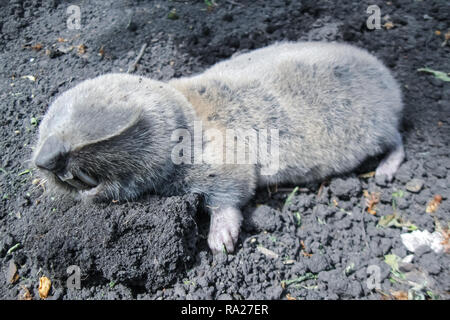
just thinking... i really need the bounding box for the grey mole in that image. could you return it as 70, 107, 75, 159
33, 42, 404, 254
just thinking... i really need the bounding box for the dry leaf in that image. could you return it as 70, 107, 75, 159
77, 44, 86, 54
57, 37, 67, 42
317, 181, 327, 198
300, 240, 306, 250
383, 21, 394, 30
435, 30, 441, 36
19, 285, 32, 300
440, 228, 450, 254
426, 194, 442, 213
363, 190, 380, 215
11, 272, 19, 284
377, 289, 392, 300
391, 291, 408, 300
31, 43, 42, 51
300, 240, 313, 257
358, 171, 375, 179
98, 45, 105, 57
256, 246, 279, 259
286, 293, 297, 300
39, 276, 51, 299
22, 75, 36, 82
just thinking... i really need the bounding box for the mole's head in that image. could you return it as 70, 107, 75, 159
32, 74, 179, 201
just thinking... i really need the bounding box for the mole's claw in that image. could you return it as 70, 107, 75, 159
207, 207, 242, 254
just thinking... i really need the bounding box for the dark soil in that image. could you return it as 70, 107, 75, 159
0, 0, 449, 300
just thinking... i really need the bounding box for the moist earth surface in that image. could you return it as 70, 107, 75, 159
0, 0, 449, 300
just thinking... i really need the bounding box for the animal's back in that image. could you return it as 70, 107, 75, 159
170, 42, 403, 184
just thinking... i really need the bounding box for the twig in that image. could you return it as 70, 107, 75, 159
316, 180, 326, 199
361, 204, 369, 249
127, 43, 148, 73
277, 187, 309, 193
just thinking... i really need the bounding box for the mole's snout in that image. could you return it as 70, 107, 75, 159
34, 135, 68, 172
35, 135, 99, 190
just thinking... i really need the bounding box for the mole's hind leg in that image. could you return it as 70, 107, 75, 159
375, 132, 405, 182
207, 207, 242, 254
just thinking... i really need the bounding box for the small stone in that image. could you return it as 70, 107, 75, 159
306, 254, 330, 273
256, 246, 279, 259
405, 179, 424, 193
6, 260, 19, 284
419, 253, 442, 275
395, 164, 413, 183
402, 254, 414, 264
330, 177, 361, 198
173, 284, 186, 297
243, 205, 280, 232
375, 174, 388, 187
348, 281, 363, 298
414, 245, 432, 257
266, 285, 283, 300
401, 230, 444, 254
327, 276, 349, 296
398, 262, 415, 273
217, 293, 233, 300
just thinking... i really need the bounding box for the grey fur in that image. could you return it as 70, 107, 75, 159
33, 41, 404, 253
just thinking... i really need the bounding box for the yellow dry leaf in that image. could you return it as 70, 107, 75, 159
19, 285, 32, 300
383, 21, 394, 30
98, 45, 105, 57
363, 190, 380, 215
77, 44, 86, 54
426, 194, 442, 213
439, 228, 449, 254
31, 43, 42, 51
286, 293, 297, 300
11, 272, 19, 284
300, 240, 313, 257
39, 276, 51, 299
391, 291, 408, 300
358, 171, 375, 179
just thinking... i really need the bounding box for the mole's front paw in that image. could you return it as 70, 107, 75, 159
207, 207, 243, 254
375, 137, 405, 182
